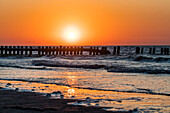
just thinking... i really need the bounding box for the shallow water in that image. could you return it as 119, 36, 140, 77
0, 46, 170, 112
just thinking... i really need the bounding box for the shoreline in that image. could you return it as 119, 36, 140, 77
0, 88, 128, 113
0, 78, 170, 96
0, 80, 170, 112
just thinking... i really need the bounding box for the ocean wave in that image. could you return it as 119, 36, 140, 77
32, 60, 106, 69
153, 57, 170, 62
134, 56, 170, 62
0, 64, 47, 70
134, 56, 153, 61
107, 67, 170, 74
1, 56, 169, 74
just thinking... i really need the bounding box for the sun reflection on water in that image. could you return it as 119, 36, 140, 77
65, 72, 77, 86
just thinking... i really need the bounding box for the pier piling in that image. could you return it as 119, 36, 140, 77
149, 48, 152, 54
136, 47, 140, 54
0, 46, 3, 55
152, 48, 155, 55
167, 48, 169, 55
29, 46, 32, 56
113, 47, 116, 55
5, 46, 7, 55
117, 46, 120, 55
141, 47, 144, 54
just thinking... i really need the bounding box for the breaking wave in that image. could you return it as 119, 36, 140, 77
107, 67, 170, 74
0, 64, 47, 70
134, 56, 170, 62
32, 60, 106, 69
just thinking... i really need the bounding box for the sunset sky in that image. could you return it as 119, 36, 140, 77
0, 0, 170, 46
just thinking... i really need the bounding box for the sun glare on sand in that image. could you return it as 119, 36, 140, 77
63, 26, 80, 43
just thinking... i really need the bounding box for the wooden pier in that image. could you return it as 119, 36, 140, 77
0, 46, 169, 57
0, 46, 111, 56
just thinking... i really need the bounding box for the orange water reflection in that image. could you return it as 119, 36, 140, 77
65, 72, 77, 97
65, 72, 77, 86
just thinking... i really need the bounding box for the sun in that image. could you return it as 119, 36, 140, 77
67, 32, 75, 40
63, 26, 80, 43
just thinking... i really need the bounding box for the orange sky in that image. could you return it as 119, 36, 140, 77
0, 0, 170, 46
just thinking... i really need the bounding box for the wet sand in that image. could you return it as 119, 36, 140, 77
0, 80, 170, 112
0, 89, 127, 113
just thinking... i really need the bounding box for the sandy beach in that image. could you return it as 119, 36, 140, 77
0, 88, 119, 113
0, 79, 170, 112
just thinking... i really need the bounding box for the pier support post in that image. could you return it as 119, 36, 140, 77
25, 46, 28, 55
161, 48, 163, 55
42, 46, 44, 56
96, 47, 99, 55
167, 48, 169, 55
29, 46, 32, 56
77, 47, 79, 55
92, 47, 95, 55
5, 46, 8, 55
92, 47, 94, 55
69, 47, 72, 55
89, 47, 92, 55
1, 46, 4, 55
13, 46, 16, 55
59, 46, 62, 55
113, 47, 116, 55
101, 47, 105, 55
49, 46, 52, 55
17, 46, 20, 55
66, 47, 69, 55
76, 47, 78, 55
63, 47, 66, 56
21, 46, 23, 55
55, 47, 58, 55
117, 46, 120, 55
38, 46, 41, 56
149, 48, 152, 54
80, 47, 83, 55
45, 46, 49, 55
9, 46, 12, 55
141, 48, 144, 54
164, 48, 169, 55
136, 47, 140, 54
52, 47, 54, 55
44, 46, 47, 55
51, 46, 53, 55
78, 47, 81, 55
152, 48, 155, 55
72, 47, 74, 55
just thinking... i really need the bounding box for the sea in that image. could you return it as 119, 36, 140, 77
0, 46, 170, 112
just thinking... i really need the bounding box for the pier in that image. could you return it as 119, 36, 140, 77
0, 46, 110, 56
0, 46, 169, 57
